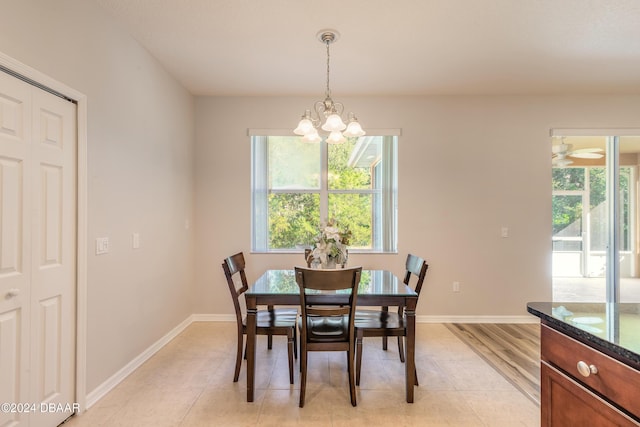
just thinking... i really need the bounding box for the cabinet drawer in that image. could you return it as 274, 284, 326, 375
541, 362, 639, 427
541, 325, 640, 420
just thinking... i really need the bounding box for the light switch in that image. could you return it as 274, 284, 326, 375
96, 237, 109, 255
501, 227, 509, 238
132, 233, 140, 249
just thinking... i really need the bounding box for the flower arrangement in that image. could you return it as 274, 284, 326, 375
309, 218, 352, 268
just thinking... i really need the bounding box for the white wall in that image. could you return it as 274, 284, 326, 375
0, 0, 196, 393
195, 95, 640, 318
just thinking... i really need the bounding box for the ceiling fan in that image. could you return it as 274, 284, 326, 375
552, 137, 604, 167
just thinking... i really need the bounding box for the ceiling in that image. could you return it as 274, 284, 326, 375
95, 0, 640, 97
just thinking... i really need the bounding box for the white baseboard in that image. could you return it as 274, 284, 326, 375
418, 315, 538, 324
85, 315, 193, 409
83, 312, 537, 409
191, 313, 235, 322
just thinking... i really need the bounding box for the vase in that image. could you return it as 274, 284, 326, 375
322, 257, 337, 269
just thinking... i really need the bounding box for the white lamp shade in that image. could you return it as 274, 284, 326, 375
343, 120, 365, 137
294, 118, 315, 136
327, 131, 346, 144
321, 114, 347, 132
302, 129, 322, 143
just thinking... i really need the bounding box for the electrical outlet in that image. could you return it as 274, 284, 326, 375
453, 281, 460, 292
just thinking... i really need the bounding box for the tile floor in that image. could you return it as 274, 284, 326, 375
65, 322, 539, 426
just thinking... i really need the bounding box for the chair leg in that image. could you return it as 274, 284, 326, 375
348, 347, 357, 406
299, 345, 307, 408
293, 327, 298, 359
381, 306, 389, 350
267, 306, 274, 350
234, 333, 243, 382
396, 335, 417, 384
299, 328, 303, 372
355, 330, 363, 386
287, 330, 294, 385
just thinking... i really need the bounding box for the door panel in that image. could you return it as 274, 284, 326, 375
0, 157, 24, 275
30, 83, 76, 427
0, 71, 31, 427
0, 70, 76, 427
0, 309, 24, 427
39, 296, 61, 401
40, 164, 63, 267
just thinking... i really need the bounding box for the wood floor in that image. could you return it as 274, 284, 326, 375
446, 323, 541, 405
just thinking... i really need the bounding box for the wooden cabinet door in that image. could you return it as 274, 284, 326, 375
541, 362, 639, 426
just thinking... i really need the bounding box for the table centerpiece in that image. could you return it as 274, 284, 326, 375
308, 219, 352, 269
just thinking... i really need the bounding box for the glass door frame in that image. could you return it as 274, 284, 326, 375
605, 136, 620, 303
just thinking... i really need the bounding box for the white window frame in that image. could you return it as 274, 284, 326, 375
250, 131, 399, 253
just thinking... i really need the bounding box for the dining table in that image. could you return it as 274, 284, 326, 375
244, 268, 419, 403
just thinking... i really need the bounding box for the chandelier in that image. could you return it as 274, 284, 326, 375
293, 30, 365, 143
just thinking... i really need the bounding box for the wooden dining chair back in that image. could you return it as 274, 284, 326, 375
222, 252, 297, 384
401, 253, 429, 313
354, 254, 428, 386
295, 266, 362, 407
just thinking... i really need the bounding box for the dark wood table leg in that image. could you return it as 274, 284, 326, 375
245, 297, 257, 402
405, 297, 417, 403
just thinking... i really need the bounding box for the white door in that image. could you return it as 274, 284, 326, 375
0, 71, 77, 427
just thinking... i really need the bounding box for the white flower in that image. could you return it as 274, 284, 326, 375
309, 219, 351, 267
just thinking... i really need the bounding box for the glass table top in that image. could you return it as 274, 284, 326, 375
248, 269, 417, 297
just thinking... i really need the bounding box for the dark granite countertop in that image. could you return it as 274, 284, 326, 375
527, 302, 640, 370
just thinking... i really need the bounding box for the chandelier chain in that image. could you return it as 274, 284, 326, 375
325, 39, 331, 98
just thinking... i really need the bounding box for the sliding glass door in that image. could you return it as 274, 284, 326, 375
617, 137, 638, 302
551, 131, 640, 303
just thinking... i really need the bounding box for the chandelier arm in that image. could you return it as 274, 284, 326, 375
313, 101, 326, 124
333, 101, 344, 117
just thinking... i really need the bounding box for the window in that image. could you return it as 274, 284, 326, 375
251, 134, 398, 253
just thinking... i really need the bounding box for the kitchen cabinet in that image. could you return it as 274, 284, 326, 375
528, 302, 640, 426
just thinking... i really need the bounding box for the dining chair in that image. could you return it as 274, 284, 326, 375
295, 265, 362, 407
222, 252, 298, 384
354, 253, 428, 386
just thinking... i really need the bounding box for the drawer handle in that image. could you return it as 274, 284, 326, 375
577, 361, 598, 377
